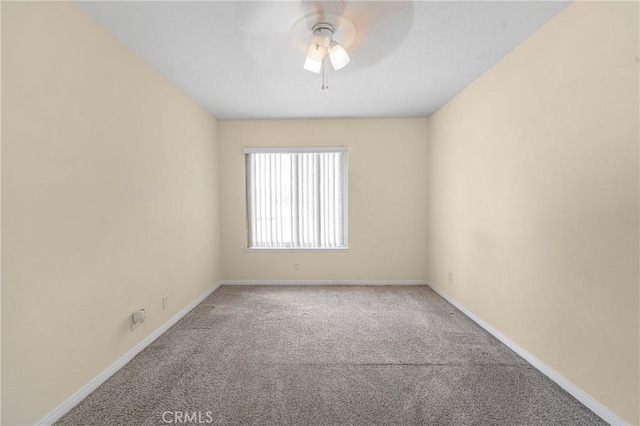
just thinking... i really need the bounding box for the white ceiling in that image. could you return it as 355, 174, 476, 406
77, 1, 570, 120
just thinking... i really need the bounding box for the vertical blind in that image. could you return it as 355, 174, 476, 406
244, 147, 348, 249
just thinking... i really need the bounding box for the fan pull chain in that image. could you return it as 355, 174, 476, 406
321, 57, 329, 90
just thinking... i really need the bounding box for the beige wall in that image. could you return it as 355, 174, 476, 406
426, 1, 639, 423
1, 3, 221, 425
219, 119, 428, 281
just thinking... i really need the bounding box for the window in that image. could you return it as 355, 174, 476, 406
244, 147, 348, 250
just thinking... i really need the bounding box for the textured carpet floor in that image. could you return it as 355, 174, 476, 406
57, 285, 606, 425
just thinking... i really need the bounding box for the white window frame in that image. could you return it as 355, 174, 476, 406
244, 146, 349, 252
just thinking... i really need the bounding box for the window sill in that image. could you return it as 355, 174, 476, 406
244, 248, 349, 253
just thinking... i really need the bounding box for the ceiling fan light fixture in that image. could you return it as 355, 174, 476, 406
329, 42, 350, 71
295, 6, 355, 87
304, 56, 322, 74
307, 43, 326, 61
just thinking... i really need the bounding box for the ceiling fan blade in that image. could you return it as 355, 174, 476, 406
301, 0, 346, 29
341, 1, 415, 68
234, 2, 300, 39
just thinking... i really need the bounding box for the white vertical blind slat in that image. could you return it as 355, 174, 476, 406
249, 155, 256, 247
330, 153, 335, 247
292, 154, 299, 248
256, 154, 263, 246
275, 154, 281, 247
313, 154, 319, 247
269, 154, 275, 246
321, 153, 327, 247
301, 154, 307, 247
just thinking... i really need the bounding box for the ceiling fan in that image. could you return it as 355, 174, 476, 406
234, 1, 414, 90
291, 0, 356, 89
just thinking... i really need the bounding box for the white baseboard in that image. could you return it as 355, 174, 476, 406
426, 282, 627, 426
220, 280, 428, 286
37, 279, 623, 425
36, 280, 223, 426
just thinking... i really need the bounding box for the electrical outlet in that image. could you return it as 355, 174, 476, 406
448, 272, 453, 284
130, 309, 146, 331
293, 262, 300, 272
162, 296, 169, 310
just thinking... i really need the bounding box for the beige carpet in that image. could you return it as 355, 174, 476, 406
56, 285, 606, 425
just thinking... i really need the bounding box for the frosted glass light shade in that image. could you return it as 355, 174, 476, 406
307, 43, 326, 61
329, 43, 350, 70
304, 56, 322, 74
